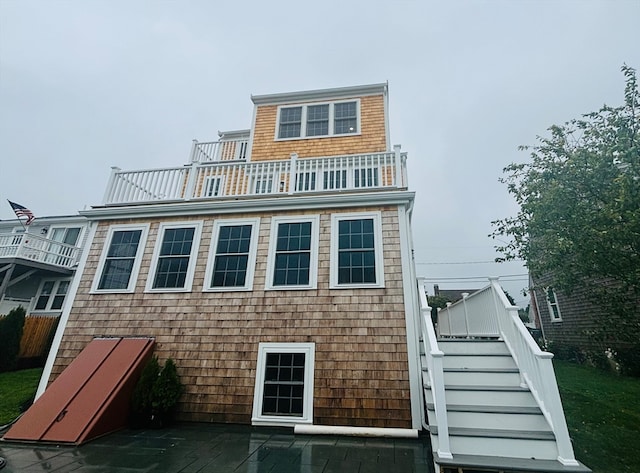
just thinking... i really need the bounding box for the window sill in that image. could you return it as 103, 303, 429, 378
275, 132, 361, 142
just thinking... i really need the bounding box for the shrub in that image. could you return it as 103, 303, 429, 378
130, 356, 183, 428
0, 306, 26, 372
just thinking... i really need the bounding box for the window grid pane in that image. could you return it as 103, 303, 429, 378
279, 107, 302, 139
211, 225, 252, 288
273, 222, 312, 287
306, 104, 329, 137
262, 352, 305, 416
153, 227, 195, 289
98, 230, 142, 290
337, 218, 376, 284
35, 281, 55, 310
334, 102, 357, 134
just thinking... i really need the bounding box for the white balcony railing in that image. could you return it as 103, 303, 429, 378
0, 233, 80, 269
103, 147, 408, 205
190, 138, 249, 163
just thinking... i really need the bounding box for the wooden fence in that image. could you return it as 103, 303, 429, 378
0, 314, 59, 359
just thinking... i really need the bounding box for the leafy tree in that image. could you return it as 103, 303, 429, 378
491, 65, 639, 358
0, 306, 26, 372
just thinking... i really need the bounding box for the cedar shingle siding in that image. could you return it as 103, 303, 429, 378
250, 95, 387, 161
52, 207, 412, 428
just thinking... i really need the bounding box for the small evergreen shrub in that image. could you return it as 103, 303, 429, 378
130, 356, 183, 428
0, 306, 26, 372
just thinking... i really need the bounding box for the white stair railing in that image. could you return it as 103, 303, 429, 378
418, 278, 452, 460
437, 285, 500, 337
487, 278, 579, 466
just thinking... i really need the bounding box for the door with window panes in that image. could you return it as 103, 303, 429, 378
47, 227, 81, 265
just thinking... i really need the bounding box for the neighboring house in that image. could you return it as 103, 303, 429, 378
31, 84, 588, 472
529, 273, 635, 354
0, 215, 88, 361
433, 284, 479, 303
0, 215, 88, 317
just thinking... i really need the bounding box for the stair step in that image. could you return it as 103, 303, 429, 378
443, 353, 517, 370
430, 426, 555, 441
438, 339, 510, 356
443, 369, 522, 386
425, 386, 539, 408
434, 453, 592, 473
426, 403, 541, 415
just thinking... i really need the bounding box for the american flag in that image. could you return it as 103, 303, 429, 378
8, 200, 36, 225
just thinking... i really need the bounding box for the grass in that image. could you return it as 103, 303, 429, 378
554, 360, 640, 473
0, 368, 42, 425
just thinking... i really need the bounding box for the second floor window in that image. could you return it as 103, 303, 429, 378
266, 216, 319, 290
95, 226, 148, 292
545, 287, 562, 322
205, 218, 260, 291
147, 222, 202, 292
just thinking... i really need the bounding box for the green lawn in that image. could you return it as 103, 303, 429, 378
0, 368, 42, 425
554, 360, 640, 473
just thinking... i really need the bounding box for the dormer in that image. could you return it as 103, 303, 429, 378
248, 83, 389, 161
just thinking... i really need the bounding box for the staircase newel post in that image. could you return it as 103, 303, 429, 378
461, 292, 470, 337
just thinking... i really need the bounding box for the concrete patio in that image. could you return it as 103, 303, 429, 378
0, 423, 433, 472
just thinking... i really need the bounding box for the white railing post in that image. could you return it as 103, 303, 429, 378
461, 293, 470, 337
288, 153, 298, 195
102, 166, 121, 204
183, 162, 199, 201
393, 144, 402, 187
190, 139, 199, 163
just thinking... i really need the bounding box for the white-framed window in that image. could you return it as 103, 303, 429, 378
204, 218, 260, 292
265, 215, 320, 290
330, 212, 385, 289
545, 287, 562, 322
204, 176, 225, 197
33, 279, 71, 312
295, 171, 317, 192
92, 224, 149, 293
252, 342, 315, 426
275, 99, 361, 140
146, 221, 203, 292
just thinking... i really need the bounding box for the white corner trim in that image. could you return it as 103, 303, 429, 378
35, 221, 98, 399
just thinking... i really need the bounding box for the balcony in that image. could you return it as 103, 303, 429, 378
102, 147, 408, 206
0, 233, 80, 271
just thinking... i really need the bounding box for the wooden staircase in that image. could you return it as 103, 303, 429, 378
421, 337, 591, 472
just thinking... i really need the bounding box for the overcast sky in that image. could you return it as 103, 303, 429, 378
1, 0, 638, 305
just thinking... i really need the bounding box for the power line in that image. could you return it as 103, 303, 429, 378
416, 260, 525, 265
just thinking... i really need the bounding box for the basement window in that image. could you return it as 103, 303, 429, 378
252, 342, 315, 426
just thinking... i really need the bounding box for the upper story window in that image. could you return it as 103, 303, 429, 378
92, 224, 149, 293
330, 212, 385, 289
545, 287, 562, 322
34, 279, 71, 312
265, 215, 320, 290
146, 222, 202, 292
276, 100, 360, 140
204, 218, 260, 291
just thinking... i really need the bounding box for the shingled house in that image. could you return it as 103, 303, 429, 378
31, 84, 588, 472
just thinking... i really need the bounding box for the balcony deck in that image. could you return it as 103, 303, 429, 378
103, 145, 408, 206
0, 233, 79, 271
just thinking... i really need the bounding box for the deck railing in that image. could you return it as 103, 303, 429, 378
103, 147, 408, 205
0, 233, 80, 269
190, 138, 249, 163
417, 278, 452, 460
436, 278, 579, 466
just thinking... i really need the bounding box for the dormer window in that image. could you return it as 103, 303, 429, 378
276, 100, 360, 140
